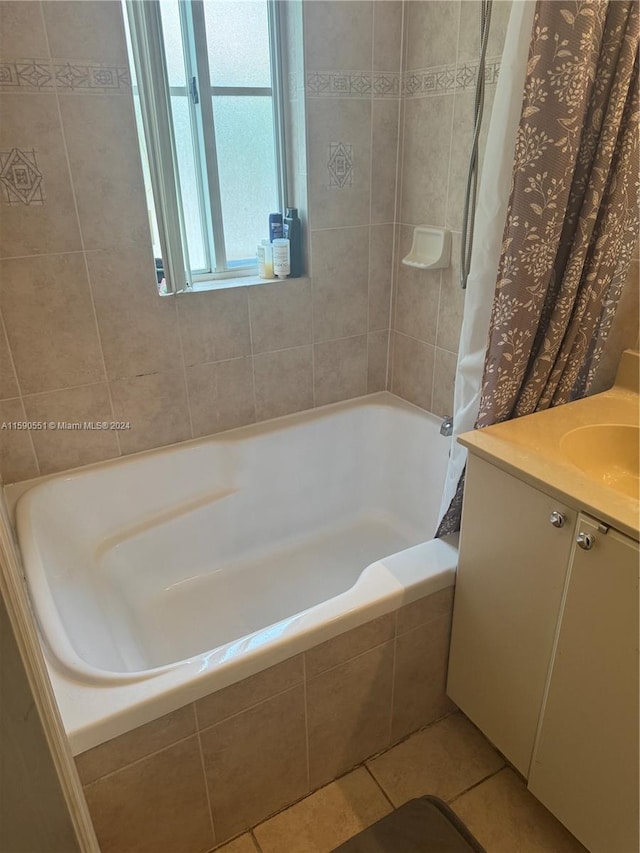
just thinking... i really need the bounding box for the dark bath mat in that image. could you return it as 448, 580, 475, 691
332, 796, 486, 853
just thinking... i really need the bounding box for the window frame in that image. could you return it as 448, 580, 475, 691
125, 0, 288, 293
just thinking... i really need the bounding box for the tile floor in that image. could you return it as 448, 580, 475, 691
214, 712, 587, 853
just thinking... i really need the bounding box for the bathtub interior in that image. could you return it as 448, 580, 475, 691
18, 398, 449, 676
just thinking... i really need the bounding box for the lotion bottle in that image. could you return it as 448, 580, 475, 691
272, 238, 290, 279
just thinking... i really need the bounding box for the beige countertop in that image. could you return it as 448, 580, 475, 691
458, 351, 640, 541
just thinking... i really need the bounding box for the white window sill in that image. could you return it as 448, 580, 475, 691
169, 274, 308, 295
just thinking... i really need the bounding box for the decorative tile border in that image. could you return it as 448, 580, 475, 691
402, 57, 501, 98
0, 58, 131, 94
303, 58, 500, 100
305, 71, 401, 99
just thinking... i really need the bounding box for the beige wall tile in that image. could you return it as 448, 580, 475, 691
457, 0, 512, 63
195, 655, 304, 730
186, 358, 255, 439
432, 348, 457, 419
110, 369, 191, 455
86, 247, 179, 380
367, 330, 389, 392
391, 614, 456, 742
0, 397, 38, 482
0, 2, 48, 55
437, 231, 465, 352
75, 704, 196, 786
369, 224, 394, 330
84, 735, 213, 853
0, 96, 81, 258
446, 87, 495, 230
0, 320, 18, 400
373, 1, 403, 72
58, 95, 149, 250
216, 836, 259, 853
201, 685, 308, 843
23, 383, 118, 474
390, 332, 435, 411
255, 767, 392, 853
307, 641, 394, 789
306, 613, 396, 679
253, 345, 313, 420
400, 94, 454, 227
42, 0, 128, 63
249, 279, 312, 354
368, 713, 504, 807
311, 227, 369, 342
307, 99, 372, 229
313, 335, 367, 406
404, 1, 460, 70
303, 1, 373, 71
371, 99, 400, 225
178, 290, 251, 366
397, 586, 454, 635
452, 768, 588, 853
394, 229, 441, 343
0, 253, 104, 395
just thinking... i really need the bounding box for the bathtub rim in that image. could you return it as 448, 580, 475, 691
54, 534, 458, 755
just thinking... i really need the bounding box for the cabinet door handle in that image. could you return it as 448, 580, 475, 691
549, 511, 566, 528
576, 531, 595, 551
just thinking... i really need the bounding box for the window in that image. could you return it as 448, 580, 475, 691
124, 0, 287, 293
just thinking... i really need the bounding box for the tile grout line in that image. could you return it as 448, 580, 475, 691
302, 653, 311, 796
173, 297, 196, 442
0, 310, 39, 476
363, 761, 396, 811
430, 270, 444, 412
387, 0, 408, 392
447, 763, 506, 806
443, 0, 464, 231
39, 4, 122, 461
366, 0, 375, 394
246, 292, 260, 424
193, 703, 219, 850
387, 611, 399, 747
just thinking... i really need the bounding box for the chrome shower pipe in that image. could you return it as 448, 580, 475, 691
460, 0, 493, 290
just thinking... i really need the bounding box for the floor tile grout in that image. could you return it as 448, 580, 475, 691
447, 763, 507, 806
363, 762, 396, 811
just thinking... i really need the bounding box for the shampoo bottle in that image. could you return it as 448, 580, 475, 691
283, 208, 302, 277
269, 212, 283, 242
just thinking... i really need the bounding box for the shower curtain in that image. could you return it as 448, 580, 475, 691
437, 0, 537, 529
438, 0, 640, 535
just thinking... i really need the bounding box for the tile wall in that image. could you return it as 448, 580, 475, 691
0, 0, 402, 483
75, 586, 455, 852
389, 0, 511, 418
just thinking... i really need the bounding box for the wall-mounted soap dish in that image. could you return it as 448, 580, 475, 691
402, 226, 451, 270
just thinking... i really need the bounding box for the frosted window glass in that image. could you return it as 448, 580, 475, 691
204, 2, 271, 87
159, 1, 186, 87
213, 96, 278, 261
171, 96, 207, 271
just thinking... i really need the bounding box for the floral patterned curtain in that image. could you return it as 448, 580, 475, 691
438, 0, 639, 537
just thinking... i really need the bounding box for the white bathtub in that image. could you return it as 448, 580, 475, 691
15, 392, 458, 753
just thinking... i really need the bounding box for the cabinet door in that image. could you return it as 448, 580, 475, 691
447, 455, 576, 776
529, 516, 639, 853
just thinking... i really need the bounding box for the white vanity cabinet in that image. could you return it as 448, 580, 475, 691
529, 514, 639, 853
447, 455, 577, 776
448, 452, 640, 853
